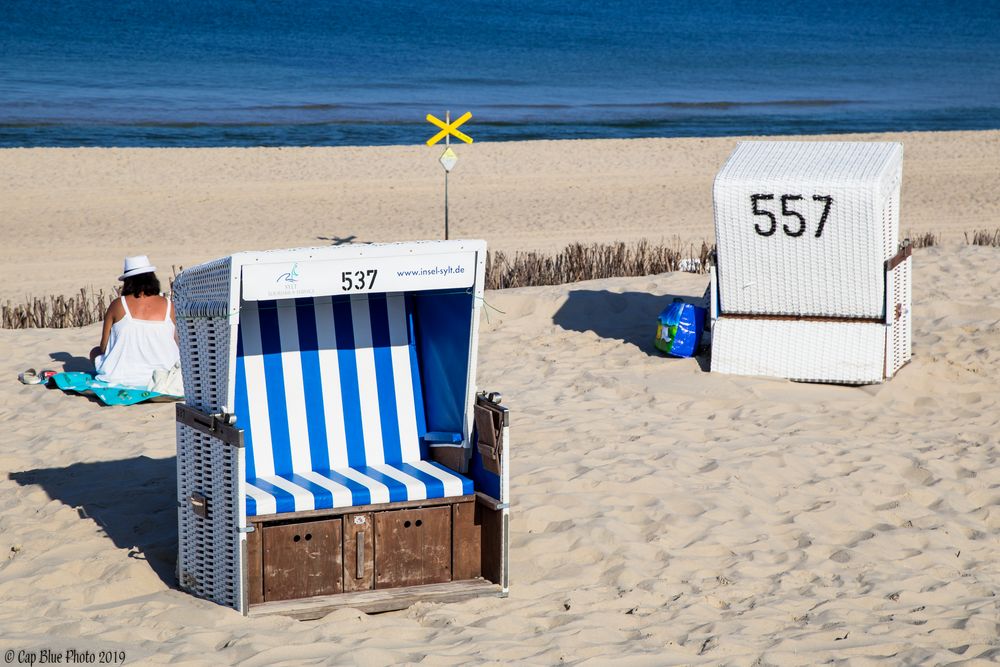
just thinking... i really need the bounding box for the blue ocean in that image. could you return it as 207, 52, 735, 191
2, 0, 998, 147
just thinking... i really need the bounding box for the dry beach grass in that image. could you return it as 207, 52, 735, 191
5, 232, 999, 329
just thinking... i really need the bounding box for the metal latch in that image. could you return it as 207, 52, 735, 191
190, 493, 208, 519
176, 404, 244, 447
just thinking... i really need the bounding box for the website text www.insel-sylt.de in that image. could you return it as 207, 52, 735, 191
396, 264, 467, 279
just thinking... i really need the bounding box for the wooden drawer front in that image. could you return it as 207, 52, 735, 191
263, 519, 343, 602
343, 513, 374, 592
374, 507, 451, 589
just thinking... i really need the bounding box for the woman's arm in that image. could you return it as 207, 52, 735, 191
170, 296, 180, 345
90, 301, 120, 362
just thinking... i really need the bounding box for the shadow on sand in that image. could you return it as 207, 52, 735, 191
10, 456, 178, 587
49, 351, 95, 373
317, 235, 363, 246
44, 352, 106, 404
552, 289, 711, 370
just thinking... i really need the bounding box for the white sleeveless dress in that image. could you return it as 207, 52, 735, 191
95, 296, 181, 388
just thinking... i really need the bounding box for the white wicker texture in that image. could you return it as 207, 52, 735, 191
176, 315, 232, 413
176, 422, 244, 612
887, 256, 913, 377
710, 318, 887, 384
714, 141, 902, 318
171, 256, 233, 318
172, 256, 235, 412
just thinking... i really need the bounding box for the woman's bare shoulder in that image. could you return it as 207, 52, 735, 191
106, 298, 124, 319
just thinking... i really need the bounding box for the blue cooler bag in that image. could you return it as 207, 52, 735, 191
654, 300, 706, 357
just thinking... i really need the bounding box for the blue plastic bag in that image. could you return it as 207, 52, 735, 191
654, 300, 706, 358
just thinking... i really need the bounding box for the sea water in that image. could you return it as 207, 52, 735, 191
2, 0, 998, 147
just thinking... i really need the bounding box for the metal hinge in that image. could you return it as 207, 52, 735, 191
176, 404, 244, 447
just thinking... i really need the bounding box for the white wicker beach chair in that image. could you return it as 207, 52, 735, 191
172, 241, 509, 618
709, 141, 912, 384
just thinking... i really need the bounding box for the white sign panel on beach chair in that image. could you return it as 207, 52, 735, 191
241, 251, 477, 301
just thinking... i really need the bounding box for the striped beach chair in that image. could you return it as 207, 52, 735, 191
708, 141, 912, 384
173, 241, 509, 617
237, 294, 473, 517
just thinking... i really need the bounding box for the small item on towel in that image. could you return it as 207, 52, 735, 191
18, 369, 41, 385
654, 299, 706, 358
147, 362, 184, 397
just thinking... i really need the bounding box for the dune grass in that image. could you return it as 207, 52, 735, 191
908, 231, 938, 248
2, 234, 995, 329
484, 239, 714, 290
965, 229, 1000, 247
2, 288, 119, 330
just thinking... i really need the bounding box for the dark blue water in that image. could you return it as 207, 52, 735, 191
2, 0, 999, 147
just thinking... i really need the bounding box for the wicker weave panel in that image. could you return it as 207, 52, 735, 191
172, 256, 232, 315
173, 257, 235, 413
710, 317, 887, 384
177, 422, 244, 612
176, 315, 232, 413
888, 256, 913, 377
714, 141, 902, 318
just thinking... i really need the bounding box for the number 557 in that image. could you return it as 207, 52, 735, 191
750, 194, 833, 238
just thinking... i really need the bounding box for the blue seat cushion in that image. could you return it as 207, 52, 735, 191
245, 460, 473, 517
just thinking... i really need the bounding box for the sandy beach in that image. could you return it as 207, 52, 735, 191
1, 130, 999, 303
1, 133, 999, 665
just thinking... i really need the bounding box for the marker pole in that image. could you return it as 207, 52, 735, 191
444, 110, 450, 240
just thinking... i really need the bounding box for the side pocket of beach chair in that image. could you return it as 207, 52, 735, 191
474, 403, 503, 476
471, 392, 510, 596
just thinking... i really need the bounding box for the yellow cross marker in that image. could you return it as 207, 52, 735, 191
426, 111, 473, 146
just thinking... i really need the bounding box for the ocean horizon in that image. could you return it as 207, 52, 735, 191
2, 0, 999, 147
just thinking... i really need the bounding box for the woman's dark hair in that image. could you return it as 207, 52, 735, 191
121, 272, 161, 297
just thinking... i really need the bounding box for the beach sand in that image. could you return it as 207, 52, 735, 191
1, 130, 998, 303
1, 134, 999, 664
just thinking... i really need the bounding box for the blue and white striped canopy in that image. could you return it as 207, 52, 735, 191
234, 293, 472, 516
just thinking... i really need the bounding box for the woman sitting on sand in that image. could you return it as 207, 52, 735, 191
89, 256, 181, 389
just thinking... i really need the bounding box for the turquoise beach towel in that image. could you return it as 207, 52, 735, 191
52, 372, 181, 406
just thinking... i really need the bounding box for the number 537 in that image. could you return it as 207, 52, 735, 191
750, 194, 833, 238
341, 269, 377, 292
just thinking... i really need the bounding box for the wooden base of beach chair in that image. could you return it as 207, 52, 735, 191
247, 579, 504, 621
244, 494, 506, 617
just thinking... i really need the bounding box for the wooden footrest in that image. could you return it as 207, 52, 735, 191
248, 579, 502, 620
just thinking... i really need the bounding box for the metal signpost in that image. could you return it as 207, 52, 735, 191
426, 111, 473, 240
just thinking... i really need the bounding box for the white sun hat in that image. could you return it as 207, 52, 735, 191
118, 255, 157, 281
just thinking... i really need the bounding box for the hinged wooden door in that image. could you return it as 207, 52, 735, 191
262, 519, 343, 602
374, 507, 451, 589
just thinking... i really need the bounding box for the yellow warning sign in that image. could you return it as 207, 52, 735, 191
426, 111, 473, 146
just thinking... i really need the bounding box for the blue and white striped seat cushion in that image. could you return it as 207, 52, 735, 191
235, 292, 473, 517
246, 461, 474, 516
